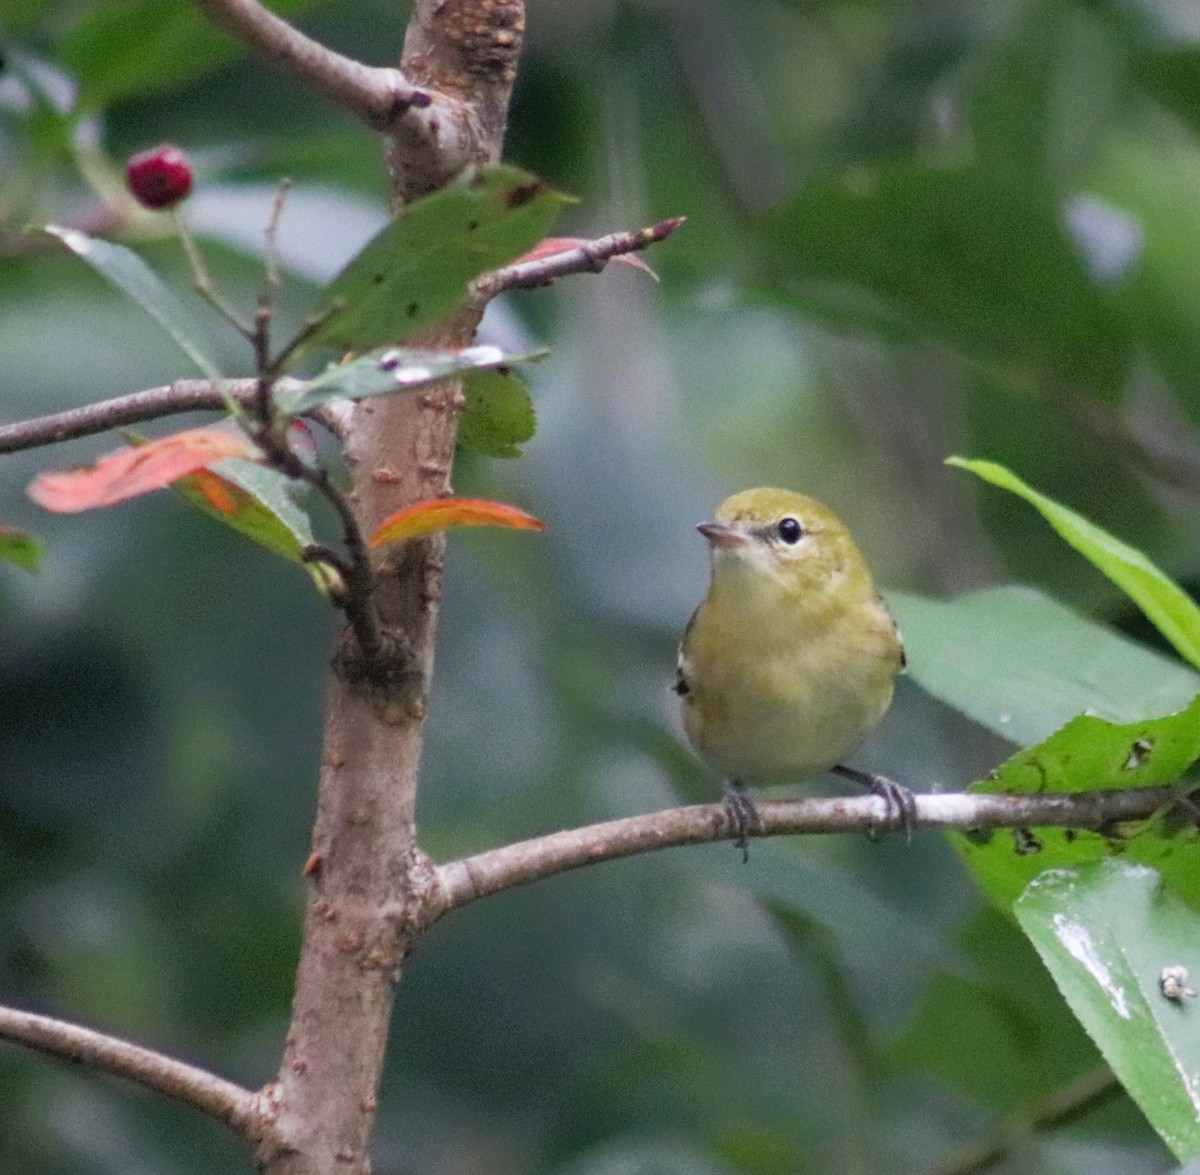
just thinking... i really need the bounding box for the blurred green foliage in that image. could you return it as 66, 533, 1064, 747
4, 1, 1200, 1172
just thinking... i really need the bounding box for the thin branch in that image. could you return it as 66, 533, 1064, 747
304, 464, 386, 663
268, 303, 347, 380
471, 217, 686, 303
0, 378, 354, 454
188, 0, 430, 129
0, 380, 263, 453
5, 371, 382, 661
256, 180, 293, 395
0, 1004, 257, 1132
927, 1066, 1120, 1175
434, 787, 1185, 913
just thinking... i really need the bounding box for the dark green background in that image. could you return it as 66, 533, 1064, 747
2, 1, 1199, 1171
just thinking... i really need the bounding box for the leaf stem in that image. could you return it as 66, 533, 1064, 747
173, 209, 254, 341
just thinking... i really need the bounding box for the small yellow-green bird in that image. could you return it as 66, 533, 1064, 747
675, 488, 911, 856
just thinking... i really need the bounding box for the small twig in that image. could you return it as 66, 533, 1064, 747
188, 0, 433, 130
0, 355, 382, 664
239, 349, 384, 665
306, 467, 385, 662
434, 786, 1186, 914
250, 376, 276, 439
253, 181, 294, 416
927, 1066, 1119, 1175
173, 209, 254, 340
471, 217, 686, 304
0, 1003, 258, 1132
178, 168, 384, 667
262, 180, 292, 295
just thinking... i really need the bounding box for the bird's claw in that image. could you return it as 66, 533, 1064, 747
832, 765, 917, 842
872, 776, 918, 841
722, 781, 761, 863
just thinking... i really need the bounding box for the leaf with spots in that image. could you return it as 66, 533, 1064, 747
958, 694, 1200, 913
983, 701, 1200, 799
457, 369, 536, 458
276, 345, 542, 416
302, 165, 571, 355
1016, 861, 1200, 1161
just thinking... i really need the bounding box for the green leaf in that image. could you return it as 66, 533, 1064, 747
172, 459, 335, 593
1135, 48, 1200, 141
1015, 861, 1200, 1161
1, 0, 60, 36
42, 225, 222, 379
692, 842, 958, 1017
278, 345, 541, 416
949, 457, 1200, 670
1085, 135, 1200, 426
958, 695, 1200, 913
887, 586, 1200, 747
0, 526, 43, 574
763, 163, 1130, 396
304, 165, 570, 353
457, 369, 536, 457
960, 372, 1167, 597
63, 0, 321, 109
892, 908, 1101, 1112
983, 696, 1200, 797
764, 903, 882, 1082
964, 5, 1123, 188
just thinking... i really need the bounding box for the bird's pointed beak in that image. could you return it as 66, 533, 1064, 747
697, 520, 750, 548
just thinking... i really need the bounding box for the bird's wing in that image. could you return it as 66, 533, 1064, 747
876, 592, 906, 672
673, 605, 699, 696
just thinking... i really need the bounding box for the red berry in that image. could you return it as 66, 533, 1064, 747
126, 144, 193, 210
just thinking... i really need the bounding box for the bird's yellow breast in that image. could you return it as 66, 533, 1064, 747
678, 522, 901, 783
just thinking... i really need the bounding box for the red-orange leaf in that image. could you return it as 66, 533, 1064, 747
514, 237, 659, 279
369, 497, 545, 548
28, 427, 258, 513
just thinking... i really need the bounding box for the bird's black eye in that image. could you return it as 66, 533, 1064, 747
777, 516, 804, 544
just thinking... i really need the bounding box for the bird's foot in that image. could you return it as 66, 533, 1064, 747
722, 781, 761, 863
831, 765, 917, 841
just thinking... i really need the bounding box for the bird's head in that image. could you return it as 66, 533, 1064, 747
698, 487, 871, 597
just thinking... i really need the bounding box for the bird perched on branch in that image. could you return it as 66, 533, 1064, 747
675, 488, 911, 858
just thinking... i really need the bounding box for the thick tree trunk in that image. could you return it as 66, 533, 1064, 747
255, 3, 524, 1169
